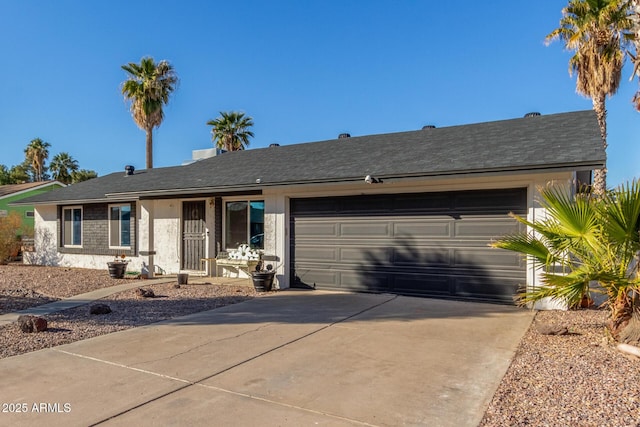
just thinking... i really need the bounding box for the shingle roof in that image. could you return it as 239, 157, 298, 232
0, 181, 64, 199
17, 110, 605, 205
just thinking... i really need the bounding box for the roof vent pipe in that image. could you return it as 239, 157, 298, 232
269, 143, 280, 147
524, 112, 541, 118
124, 165, 135, 176
422, 125, 436, 129
338, 133, 351, 139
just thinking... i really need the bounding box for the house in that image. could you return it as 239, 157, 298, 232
12, 110, 604, 305
0, 181, 66, 233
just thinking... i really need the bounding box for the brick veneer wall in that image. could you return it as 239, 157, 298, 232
57, 203, 137, 256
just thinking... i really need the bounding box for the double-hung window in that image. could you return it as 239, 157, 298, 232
224, 200, 264, 250
109, 204, 131, 248
62, 206, 82, 247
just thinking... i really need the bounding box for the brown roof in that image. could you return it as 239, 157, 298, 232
0, 181, 64, 199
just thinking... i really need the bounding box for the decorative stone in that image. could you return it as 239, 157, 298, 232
17, 315, 48, 333
536, 322, 569, 336
90, 303, 112, 315
136, 288, 155, 298
173, 284, 181, 289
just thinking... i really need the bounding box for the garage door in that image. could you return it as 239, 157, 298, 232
290, 188, 527, 303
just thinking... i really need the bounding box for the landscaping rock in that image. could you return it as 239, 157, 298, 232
535, 322, 569, 335
136, 288, 155, 298
90, 303, 112, 315
17, 315, 48, 333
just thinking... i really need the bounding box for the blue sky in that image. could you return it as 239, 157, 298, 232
0, 1, 638, 186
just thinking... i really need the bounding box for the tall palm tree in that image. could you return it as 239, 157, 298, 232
629, 1, 640, 109
121, 57, 178, 169
207, 111, 254, 151
492, 181, 640, 342
71, 169, 98, 183
546, 0, 633, 195
24, 138, 50, 182
49, 152, 79, 184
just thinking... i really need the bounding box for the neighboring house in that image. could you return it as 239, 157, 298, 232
13, 111, 604, 306
0, 181, 65, 233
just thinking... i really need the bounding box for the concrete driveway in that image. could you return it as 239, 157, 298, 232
0, 290, 533, 426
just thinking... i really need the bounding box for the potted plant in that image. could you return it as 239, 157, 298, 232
107, 254, 129, 279
251, 262, 276, 292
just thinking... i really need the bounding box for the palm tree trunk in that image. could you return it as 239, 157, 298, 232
145, 127, 154, 169
592, 95, 608, 196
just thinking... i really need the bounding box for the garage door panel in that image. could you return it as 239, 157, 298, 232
453, 188, 527, 212
295, 246, 338, 262
340, 247, 391, 263
339, 222, 391, 237
294, 269, 339, 289
293, 222, 338, 237
454, 220, 523, 238
392, 248, 451, 266
393, 274, 451, 295
291, 188, 527, 304
453, 276, 521, 303
394, 193, 452, 212
453, 249, 523, 269
393, 222, 451, 238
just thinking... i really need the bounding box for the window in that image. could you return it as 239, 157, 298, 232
225, 200, 264, 250
25, 211, 34, 218
109, 204, 131, 248
62, 207, 82, 247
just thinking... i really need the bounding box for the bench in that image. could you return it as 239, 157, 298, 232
215, 251, 259, 277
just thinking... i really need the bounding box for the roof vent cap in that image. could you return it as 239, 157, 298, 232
124, 165, 135, 176
422, 125, 436, 129
524, 112, 541, 118
269, 143, 280, 147
338, 133, 351, 139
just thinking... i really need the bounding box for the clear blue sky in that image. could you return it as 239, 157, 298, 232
0, 1, 638, 186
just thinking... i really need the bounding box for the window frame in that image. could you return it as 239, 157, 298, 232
223, 198, 265, 251
108, 203, 132, 249
62, 206, 83, 248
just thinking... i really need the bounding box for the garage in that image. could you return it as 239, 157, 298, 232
290, 188, 527, 303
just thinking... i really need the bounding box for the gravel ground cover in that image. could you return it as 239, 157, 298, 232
480, 309, 640, 427
0, 264, 259, 359
2, 265, 639, 425
0, 264, 131, 314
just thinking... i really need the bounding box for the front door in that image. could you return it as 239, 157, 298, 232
182, 201, 206, 271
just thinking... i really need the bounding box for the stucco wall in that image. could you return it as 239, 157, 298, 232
28, 171, 576, 307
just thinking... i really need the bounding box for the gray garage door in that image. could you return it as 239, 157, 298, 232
290, 188, 527, 303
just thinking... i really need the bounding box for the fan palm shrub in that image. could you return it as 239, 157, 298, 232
492, 180, 640, 340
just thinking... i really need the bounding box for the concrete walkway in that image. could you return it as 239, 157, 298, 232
0, 278, 176, 326
0, 275, 251, 326
0, 290, 533, 427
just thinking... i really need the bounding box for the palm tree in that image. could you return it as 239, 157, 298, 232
24, 138, 50, 182
121, 57, 178, 169
49, 152, 79, 184
71, 169, 98, 183
629, 1, 640, 109
207, 111, 254, 151
492, 181, 640, 342
546, 0, 633, 195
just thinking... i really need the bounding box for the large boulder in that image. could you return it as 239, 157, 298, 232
136, 288, 155, 298
535, 322, 569, 336
17, 315, 48, 333
90, 303, 112, 315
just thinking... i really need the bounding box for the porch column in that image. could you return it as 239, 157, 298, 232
139, 200, 156, 278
